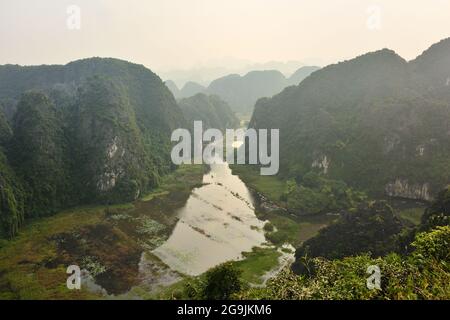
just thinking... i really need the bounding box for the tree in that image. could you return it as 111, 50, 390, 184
201, 262, 242, 300
420, 186, 450, 231
293, 200, 404, 272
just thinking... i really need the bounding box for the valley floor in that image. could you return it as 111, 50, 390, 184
0, 165, 205, 299
0, 163, 428, 300
0, 164, 301, 299
231, 165, 426, 236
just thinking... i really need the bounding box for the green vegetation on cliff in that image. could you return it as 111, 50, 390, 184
281, 173, 366, 215
249, 39, 450, 200
0, 58, 186, 237
178, 93, 239, 131
11, 92, 69, 217
420, 186, 450, 231
0, 151, 24, 239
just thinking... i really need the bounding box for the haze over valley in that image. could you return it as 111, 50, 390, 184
0, 0, 449, 301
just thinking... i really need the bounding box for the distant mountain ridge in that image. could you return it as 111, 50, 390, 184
165, 66, 320, 114
158, 59, 314, 87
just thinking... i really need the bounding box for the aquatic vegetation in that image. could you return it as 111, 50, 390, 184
137, 217, 167, 236
81, 256, 107, 277
109, 213, 132, 221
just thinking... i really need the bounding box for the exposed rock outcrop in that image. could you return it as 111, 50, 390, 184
312, 155, 330, 175
385, 179, 432, 201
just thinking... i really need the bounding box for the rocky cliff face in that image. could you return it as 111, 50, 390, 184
0, 58, 186, 237
70, 76, 155, 203
385, 179, 432, 202
312, 155, 330, 175
249, 39, 450, 200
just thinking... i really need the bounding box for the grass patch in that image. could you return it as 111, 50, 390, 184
141, 191, 170, 202
258, 211, 337, 247
150, 246, 282, 298
231, 165, 337, 247
230, 165, 285, 202
140, 165, 206, 201
232, 247, 281, 285
147, 277, 190, 300
263, 212, 301, 246
160, 164, 206, 192
396, 207, 424, 225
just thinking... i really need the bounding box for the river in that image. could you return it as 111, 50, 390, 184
152, 159, 266, 276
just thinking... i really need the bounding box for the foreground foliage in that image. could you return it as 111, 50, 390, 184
183, 263, 243, 300
236, 187, 450, 300
238, 226, 450, 300
293, 201, 404, 267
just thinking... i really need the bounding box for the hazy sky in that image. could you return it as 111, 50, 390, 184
1, 0, 449, 75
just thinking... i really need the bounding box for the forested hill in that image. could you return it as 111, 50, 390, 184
249, 38, 450, 201
207, 70, 286, 114
0, 58, 185, 131
178, 93, 240, 131
0, 58, 186, 238
287, 66, 322, 86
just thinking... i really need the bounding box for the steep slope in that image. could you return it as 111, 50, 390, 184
0, 64, 64, 103
0, 107, 12, 146
420, 186, 450, 231
69, 77, 156, 203
249, 41, 450, 200
410, 37, 450, 89
287, 66, 320, 86
10, 92, 69, 217
0, 151, 24, 239
178, 93, 239, 131
207, 70, 287, 114
0, 58, 186, 237
0, 107, 21, 238
179, 81, 206, 98
0, 58, 184, 132
166, 67, 320, 114
165, 80, 180, 99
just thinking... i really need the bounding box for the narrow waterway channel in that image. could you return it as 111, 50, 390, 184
152, 159, 266, 276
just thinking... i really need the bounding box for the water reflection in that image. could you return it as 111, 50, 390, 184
152, 161, 266, 275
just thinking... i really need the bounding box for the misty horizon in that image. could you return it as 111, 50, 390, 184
0, 0, 449, 305
2, 0, 450, 85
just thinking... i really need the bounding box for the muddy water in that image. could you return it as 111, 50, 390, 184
152, 160, 266, 276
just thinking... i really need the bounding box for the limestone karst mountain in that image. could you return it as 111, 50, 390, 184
178, 93, 239, 131
0, 58, 186, 237
249, 39, 450, 201
165, 66, 320, 114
